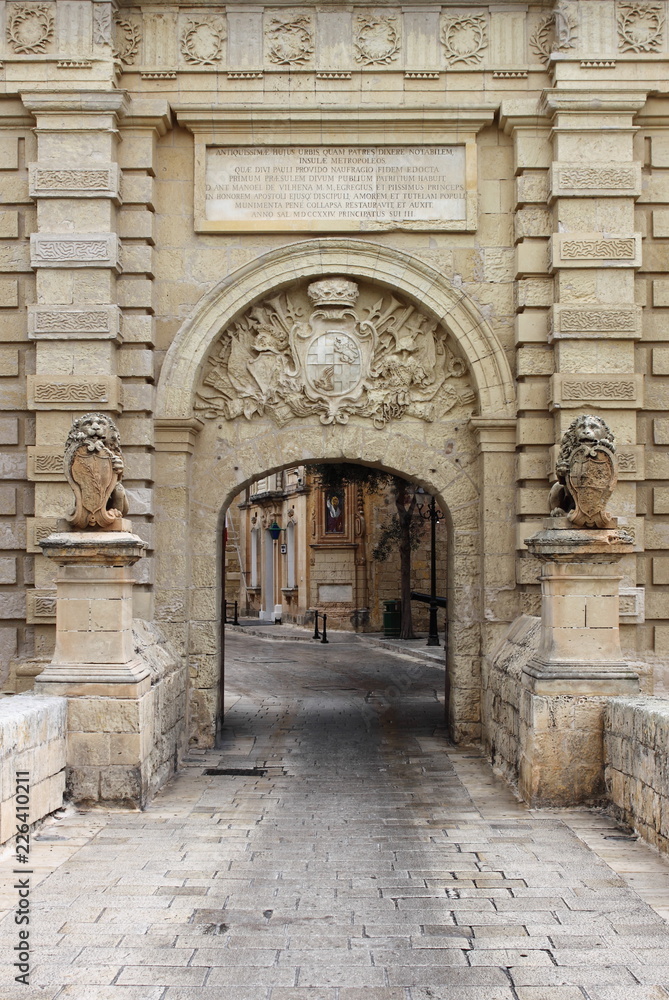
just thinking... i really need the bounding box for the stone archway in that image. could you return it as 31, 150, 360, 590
153, 238, 517, 747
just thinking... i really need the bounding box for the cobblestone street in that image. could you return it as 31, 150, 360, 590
2, 630, 669, 999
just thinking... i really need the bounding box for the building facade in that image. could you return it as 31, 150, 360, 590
0, 0, 668, 768
227, 467, 447, 631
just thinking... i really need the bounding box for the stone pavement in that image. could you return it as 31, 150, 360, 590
1, 630, 669, 999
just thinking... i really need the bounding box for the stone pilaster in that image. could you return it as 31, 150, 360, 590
34, 529, 155, 807
542, 90, 646, 642
22, 91, 129, 661
519, 521, 639, 806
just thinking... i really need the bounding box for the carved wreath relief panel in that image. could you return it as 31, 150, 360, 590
196, 278, 474, 429
6, 3, 54, 54
617, 2, 665, 52
266, 13, 314, 66
181, 18, 226, 66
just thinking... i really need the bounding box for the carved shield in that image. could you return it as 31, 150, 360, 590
292, 309, 373, 421
70, 447, 116, 527
567, 445, 616, 527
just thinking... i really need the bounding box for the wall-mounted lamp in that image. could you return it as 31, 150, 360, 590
268, 520, 283, 541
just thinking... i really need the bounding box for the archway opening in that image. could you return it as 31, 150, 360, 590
217, 458, 451, 747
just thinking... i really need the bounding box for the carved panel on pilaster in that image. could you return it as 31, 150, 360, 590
28, 304, 122, 341
29, 164, 121, 203
30, 234, 123, 272
549, 233, 642, 270
27, 375, 121, 412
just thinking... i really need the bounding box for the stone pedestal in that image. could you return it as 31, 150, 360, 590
520, 520, 639, 806
34, 529, 153, 808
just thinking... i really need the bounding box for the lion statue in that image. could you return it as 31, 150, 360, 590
548, 414, 617, 529
64, 412, 129, 530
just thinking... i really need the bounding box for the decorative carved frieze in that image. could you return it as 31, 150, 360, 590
28, 304, 121, 341
57, 60, 92, 69
617, 1, 664, 53
440, 13, 488, 67
180, 18, 226, 66
26, 589, 56, 625
28, 375, 120, 412
27, 447, 64, 482
29, 164, 120, 202
195, 278, 474, 429
530, 3, 578, 65
550, 163, 641, 199
114, 16, 141, 65
354, 15, 401, 66
549, 373, 644, 410
549, 304, 642, 340
266, 14, 313, 66
7, 3, 54, 54
549, 233, 642, 270
30, 234, 122, 272
405, 71, 440, 80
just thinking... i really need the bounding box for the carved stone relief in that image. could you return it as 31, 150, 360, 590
530, 3, 578, 65
114, 16, 141, 65
266, 14, 313, 66
6, 3, 54, 54
29, 304, 120, 340
180, 18, 226, 66
64, 412, 129, 531
558, 166, 637, 190
354, 15, 401, 66
548, 414, 617, 529
561, 238, 637, 260
93, 3, 112, 46
440, 14, 488, 67
196, 278, 474, 429
617, 2, 664, 52
30, 233, 122, 271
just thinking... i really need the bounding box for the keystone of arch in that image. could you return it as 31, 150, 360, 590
155, 237, 516, 421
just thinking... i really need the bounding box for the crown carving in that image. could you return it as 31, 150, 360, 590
307, 278, 359, 308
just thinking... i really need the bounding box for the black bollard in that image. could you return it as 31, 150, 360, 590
312, 610, 320, 640
223, 599, 228, 624
320, 613, 329, 644
233, 600, 239, 626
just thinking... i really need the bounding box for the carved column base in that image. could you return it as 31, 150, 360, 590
34, 530, 154, 808
519, 521, 639, 807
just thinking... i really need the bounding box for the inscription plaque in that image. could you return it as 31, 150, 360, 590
202, 145, 467, 232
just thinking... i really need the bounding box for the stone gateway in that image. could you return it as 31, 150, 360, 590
1, 0, 669, 819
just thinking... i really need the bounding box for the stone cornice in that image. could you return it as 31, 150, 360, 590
540, 90, 648, 118
20, 90, 130, 117
175, 104, 498, 139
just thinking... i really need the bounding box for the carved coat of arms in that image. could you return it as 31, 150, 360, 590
196, 278, 473, 428
549, 414, 617, 529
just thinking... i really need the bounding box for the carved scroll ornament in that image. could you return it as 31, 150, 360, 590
530, 3, 578, 65
64, 412, 129, 531
196, 278, 474, 429
548, 415, 617, 529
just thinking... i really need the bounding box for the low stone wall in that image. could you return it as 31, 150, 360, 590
0, 695, 66, 845
483, 614, 539, 787
65, 620, 186, 807
605, 697, 669, 853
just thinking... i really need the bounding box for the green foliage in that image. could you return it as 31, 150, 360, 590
308, 462, 394, 495
372, 513, 424, 562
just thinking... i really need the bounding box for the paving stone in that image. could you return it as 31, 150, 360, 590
1, 632, 669, 994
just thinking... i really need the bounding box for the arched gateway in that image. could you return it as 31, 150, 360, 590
154, 238, 517, 746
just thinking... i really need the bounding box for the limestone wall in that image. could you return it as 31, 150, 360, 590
605, 697, 669, 854
484, 614, 538, 786
0, 695, 66, 845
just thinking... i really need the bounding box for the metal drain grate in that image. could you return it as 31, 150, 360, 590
204, 767, 268, 776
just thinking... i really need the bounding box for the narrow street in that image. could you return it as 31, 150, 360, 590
2, 630, 669, 998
